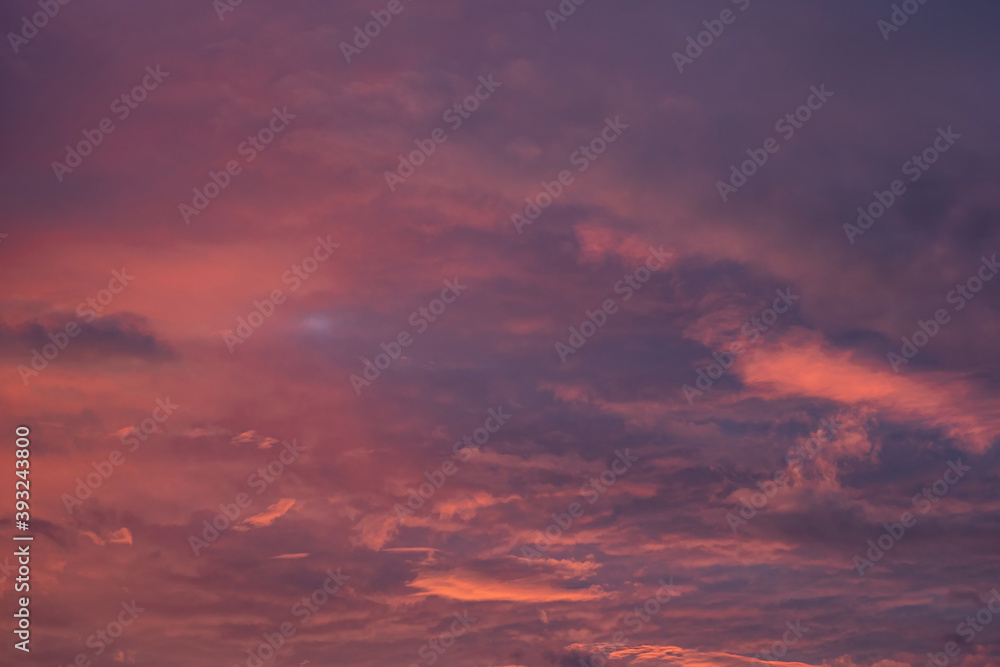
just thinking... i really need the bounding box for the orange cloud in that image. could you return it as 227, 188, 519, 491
408, 569, 606, 602
740, 331, 1000, 450
243, 498, 296, 528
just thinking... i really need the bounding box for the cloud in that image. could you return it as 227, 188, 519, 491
407, 569, 606, 602
242, 498, 296, 528
108, 527, 134, 545
0, 313, 176, 364
738, 330, 1000, 450
567, 644, 820, 666
4, 1, 1000, 665
230, 430, 281, 449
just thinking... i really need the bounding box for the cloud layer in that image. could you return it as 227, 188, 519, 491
2, 1, 999, 666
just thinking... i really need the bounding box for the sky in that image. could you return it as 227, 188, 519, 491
2, 1, 1000, 666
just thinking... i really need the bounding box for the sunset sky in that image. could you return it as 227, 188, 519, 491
2, 1, 1000, 666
